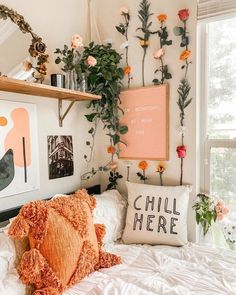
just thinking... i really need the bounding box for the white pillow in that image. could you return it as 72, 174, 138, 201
122, 182, 191, 246
93, 190, 127, 244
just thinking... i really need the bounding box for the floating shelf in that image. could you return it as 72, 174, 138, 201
0, 76, 101, 126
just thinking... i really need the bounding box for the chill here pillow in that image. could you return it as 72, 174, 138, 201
122, 182, 191, 246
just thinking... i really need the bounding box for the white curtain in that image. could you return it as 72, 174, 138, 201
85, 0, 101, 44
198, 0, 236, 20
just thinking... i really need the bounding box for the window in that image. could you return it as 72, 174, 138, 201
199, 15, 236, 211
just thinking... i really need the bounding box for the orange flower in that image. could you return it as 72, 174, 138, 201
139, 40, 150, 48
157, 161, 166, 173
123, 66, 132, 75
180, 50, 191, 61
138, 160, 148, 171
157, 14, 167, 22
107, 146, 116, 154
22, 60, 33, 72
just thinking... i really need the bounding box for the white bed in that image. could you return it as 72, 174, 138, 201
65, 242, 236, 295
1, 189, 236, 295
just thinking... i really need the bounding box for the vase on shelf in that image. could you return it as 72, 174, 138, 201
67, 69, 78, 91
79, 73, 88, 92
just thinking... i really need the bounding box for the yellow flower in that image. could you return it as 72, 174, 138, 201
139, 40, 150, 48
157, 162, 166, 173
157, 14, 167, 23
138, 160, 148, 171
123, 66, 132, 75
180, 50, 191, 61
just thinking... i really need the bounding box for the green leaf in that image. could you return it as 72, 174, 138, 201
119, 125, 128, 135
85, 113, 97, 122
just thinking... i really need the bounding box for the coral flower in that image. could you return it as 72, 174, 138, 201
123, 66, 132, 75
140, 40, 150, 48
86, 56, 97, 67
157, 162, 166, 173
138, 160, 148, 171
71, 34, 83, 49
157, 14, 167, 23
109, 161, 118, 170
180, 50, 191, 61
107, 146, 116, 154
153, 48, 165, 59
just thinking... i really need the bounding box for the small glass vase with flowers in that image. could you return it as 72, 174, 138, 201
193, 193, 229, 245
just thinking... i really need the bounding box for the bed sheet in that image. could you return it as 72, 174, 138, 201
65, 243, 236, 295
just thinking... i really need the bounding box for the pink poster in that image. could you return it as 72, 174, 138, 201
119, 85, 169, 160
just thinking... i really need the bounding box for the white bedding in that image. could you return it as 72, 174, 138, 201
65, 243, 236, 295
1, 231, 236, 295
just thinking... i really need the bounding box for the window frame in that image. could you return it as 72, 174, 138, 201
198, 14, 236, 195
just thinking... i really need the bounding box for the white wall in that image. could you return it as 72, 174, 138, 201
0, 0, 99, 211
95, 0, 198, 241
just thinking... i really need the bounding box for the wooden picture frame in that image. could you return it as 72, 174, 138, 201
119, 84, 169, 160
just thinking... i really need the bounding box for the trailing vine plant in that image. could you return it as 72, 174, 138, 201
153, 14, 172, 85
79, 42, 128, 190
137, 0, 155, 87
116, 7, 132, 88
174, 9, 192, 185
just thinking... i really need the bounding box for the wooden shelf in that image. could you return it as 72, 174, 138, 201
0, 76, 101, 101
0, 76, 101, 127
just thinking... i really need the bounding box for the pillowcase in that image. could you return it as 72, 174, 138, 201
122, 182, 191, 246
8, 190, 121, 295
93, 190, 127, 244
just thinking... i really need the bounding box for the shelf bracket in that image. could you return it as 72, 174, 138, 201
58, 99, 76, 127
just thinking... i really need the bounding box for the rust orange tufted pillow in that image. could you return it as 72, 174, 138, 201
8, 190, 121, 295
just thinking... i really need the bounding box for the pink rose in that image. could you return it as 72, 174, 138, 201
120, 6, 129, 15
178, 9, 189, 22
153, 48, 165, 59
109, 161, 118, 170
176, 146, 186, 159
217, 213, 224, 221
222, 207, 229, 215
86, 56, 97, 67
216, 200, 224, 207
71, 34, 83, 49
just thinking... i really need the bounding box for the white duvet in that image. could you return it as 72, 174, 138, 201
1, 232, 236, 295
0, 232, 25, 295
66, 243, 236, 295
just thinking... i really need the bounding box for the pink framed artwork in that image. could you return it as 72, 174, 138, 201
119, 85, 169, 160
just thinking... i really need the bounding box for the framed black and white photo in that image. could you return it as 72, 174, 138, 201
47, 136, 74, 179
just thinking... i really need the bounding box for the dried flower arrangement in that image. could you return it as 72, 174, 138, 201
0, 4, 49, 83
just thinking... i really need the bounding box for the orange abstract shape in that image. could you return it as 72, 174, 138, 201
0, 116, 7, 126
4, 108, 31, 167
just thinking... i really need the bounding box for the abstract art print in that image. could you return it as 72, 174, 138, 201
119, 85, 169, 160
48, 136, 74, 179
0, 100, 39, 198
